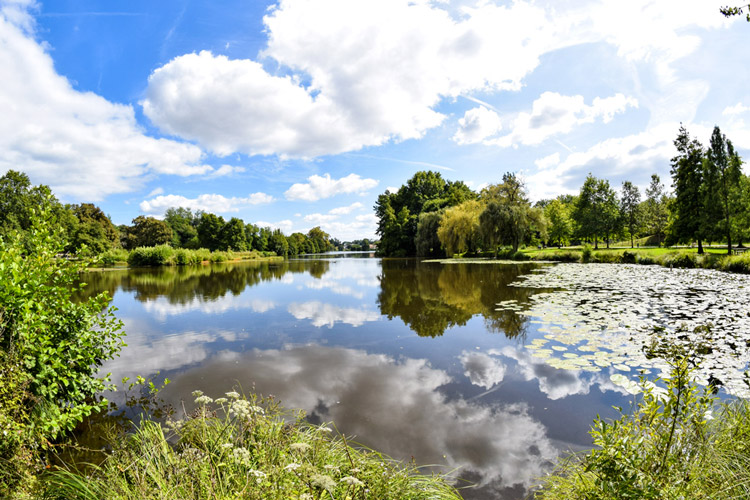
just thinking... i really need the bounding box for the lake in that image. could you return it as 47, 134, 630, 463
82, 254, 750, 499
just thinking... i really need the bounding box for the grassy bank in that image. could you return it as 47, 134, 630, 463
47, 390, 461, 500
96, 246, 281, 267
440, 246, 750, 274
534, 354, 750, 499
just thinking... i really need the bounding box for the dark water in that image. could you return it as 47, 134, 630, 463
84, 255, 631, 499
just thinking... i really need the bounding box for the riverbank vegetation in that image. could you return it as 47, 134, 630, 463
376, 125, 749, 260
0, 210, 461, 499
534, 352, 750, 500
49, 391, 462, 500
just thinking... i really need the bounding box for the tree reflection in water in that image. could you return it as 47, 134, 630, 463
377, 259, 548, 338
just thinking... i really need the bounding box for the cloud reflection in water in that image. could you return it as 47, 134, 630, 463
160, 344, 557, 495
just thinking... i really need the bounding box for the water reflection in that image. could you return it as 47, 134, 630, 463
377, 260, 544, 338
158, 345, 557, 498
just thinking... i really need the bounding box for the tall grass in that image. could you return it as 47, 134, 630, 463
533, 353, 750, 500
47, 391, 461, 500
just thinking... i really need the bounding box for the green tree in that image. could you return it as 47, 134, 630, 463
219, 217, 248, 251
123, 216, 173, 249
669, 125, 706, 253
269, 229, 289, 256
197, 213, 226, 251
437, 200, 482, 256
544, 198, 573, 246
479, 173, 544, 254
572, 174, 620, 249
643, 174, 669, 246
307, 226, 332, 253
68, 203, 119, 255
415, 211, 444, 257
620, 181, 641, 248
704, 126, 743, 254
257, 227, 272, 252
164, 207, 199, 248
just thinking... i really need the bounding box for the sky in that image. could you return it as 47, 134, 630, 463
1, 0, 749, 241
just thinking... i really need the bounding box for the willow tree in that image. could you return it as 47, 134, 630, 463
479, 173, 545, 254
437, 200, 482, 256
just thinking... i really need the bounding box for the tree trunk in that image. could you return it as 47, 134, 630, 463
594, 236, 598, 250
697, 239, 704, 254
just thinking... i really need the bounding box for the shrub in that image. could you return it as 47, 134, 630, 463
621, 251, 636, 264
99, 248, 129, 267
127, 245, 174, 266
636, 253, 657, 265
581, 244, 593, 263
0, 204, 124, 495
662, 252, 696, 269
512, 250, 530, 261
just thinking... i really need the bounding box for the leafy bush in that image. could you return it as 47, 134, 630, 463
662, 251, 696, 269
592, 251, 620, 263
512, 250, 530, 261
127, 245, 174, 266
719, 253, 750, 274
636, 253, 657, 265
48, 391, 461, 500
0, 204, 124, 495
99, 248, 129, 267
534, 347, 750, 500
581, 244, 593, 263
620, 251, 636, 264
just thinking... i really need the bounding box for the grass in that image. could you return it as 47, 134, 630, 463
46, 391, 462, 500
533, 352, 750, 500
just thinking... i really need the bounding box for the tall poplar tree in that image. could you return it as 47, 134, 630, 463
670, 125, 705, 253
620, 181, 641, 248
704, 126, 743, 254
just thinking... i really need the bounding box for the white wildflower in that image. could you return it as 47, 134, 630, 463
194, 395, 213, 405
341, 476, 364, 487
311, 474, 337, 491
290, 442, 312, 453
232, 447, 252, 466
226, 391, 240, 399
221, 443, 234, 449
214, 397, 228, 404
191, 390, 203, 397
284, 462, 301, 471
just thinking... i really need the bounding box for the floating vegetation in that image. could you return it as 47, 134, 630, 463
422, 258, 558, 264
499, 263, 750, 397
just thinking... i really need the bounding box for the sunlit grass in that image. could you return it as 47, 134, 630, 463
46, 391, 461, 500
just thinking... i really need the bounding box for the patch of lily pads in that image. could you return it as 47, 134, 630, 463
422, 259, 558, 264
498, 263, 750, 398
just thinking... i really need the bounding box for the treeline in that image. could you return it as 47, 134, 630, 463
0, 170, 335, 258
376, 125, 747, 257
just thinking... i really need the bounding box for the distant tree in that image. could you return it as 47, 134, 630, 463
257, 227, 272, 252
374, 171, 477, 256
269, 229, 289, 256
196, 213, 226, 251
0, 170, 56, 237
544, 198, 573, 246
620, 181, 641, 248
479, 173, 544, 254
69, 203, 119, 254
572, 174, 620, 249
415, 211, 444, 257
704, 126, 743, 254
307, 226, 332, 253
219, 217, 248, 251
124, 216, 172, 248
669, 125, 706, 253
643, 174, 669, 246
437, 200, 482, 256
286, 235, 299, 256
164, 207, 199, 248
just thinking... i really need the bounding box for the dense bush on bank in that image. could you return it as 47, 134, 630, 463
48, 391, 461, 500
97, 246, 279, 267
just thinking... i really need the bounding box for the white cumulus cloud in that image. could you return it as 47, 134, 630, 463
140, 192, 274, 215
285, 173, 378, 201
0, 3, 212, 201
452, 106, 503, 145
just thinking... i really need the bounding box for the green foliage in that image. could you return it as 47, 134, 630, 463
48, 391, 461, 500
437, 199, 482, 256
619, 181, 641, 248
544, 198, 573, 246
163, 207, 199, 249
0, 202, 124, 492
415, 211, 444, 257
123, 216, 173, 249
535, 344, 750, 500
572, 174, 621, 249
197, 213, 226, 251
127, 245, 175, 266
68, 203, 119, 255
99, 248, 129, 267
670, 125, 706, 252
581, 244, 593, 263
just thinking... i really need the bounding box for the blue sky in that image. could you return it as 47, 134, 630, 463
1, 0, 749, 240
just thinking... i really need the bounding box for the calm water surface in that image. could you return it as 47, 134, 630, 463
84, 255, 633, 499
